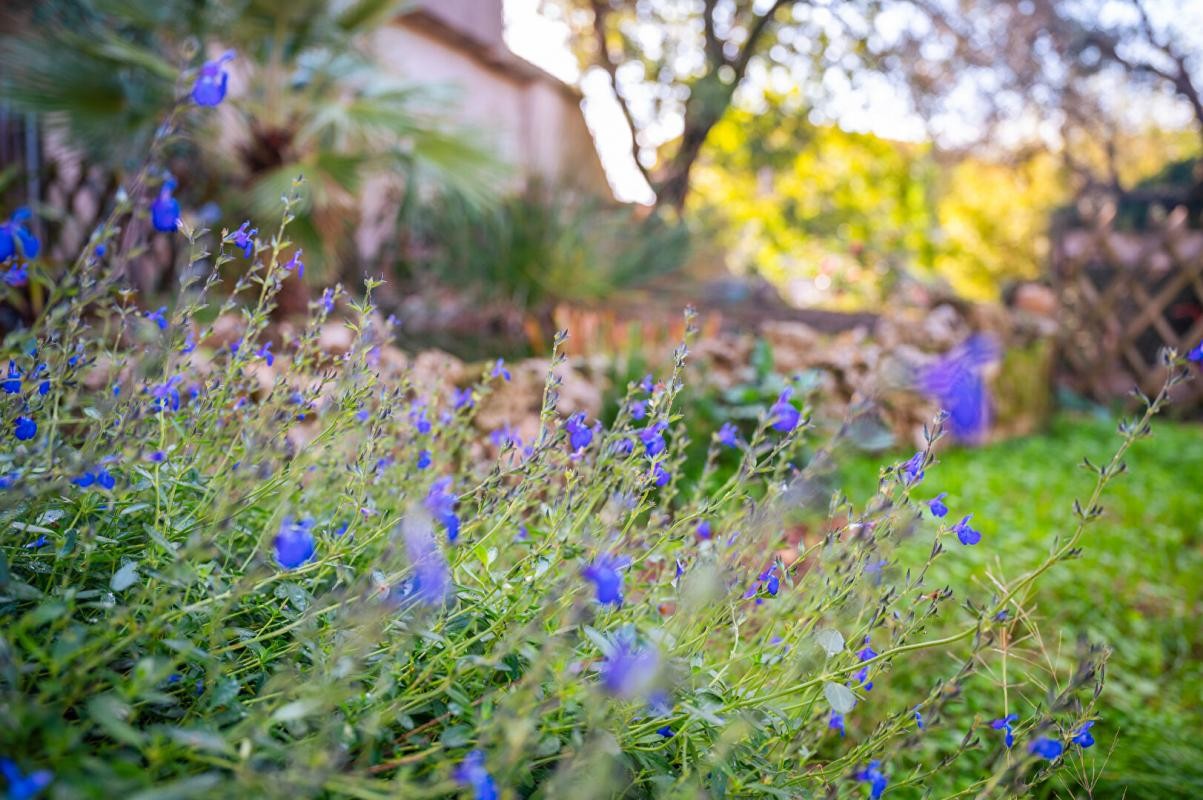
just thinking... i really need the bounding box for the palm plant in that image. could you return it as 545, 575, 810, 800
0, 0, 499, 286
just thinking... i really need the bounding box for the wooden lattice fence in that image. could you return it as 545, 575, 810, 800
1053, 204, 1203, 408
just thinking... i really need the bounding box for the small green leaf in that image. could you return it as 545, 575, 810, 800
824, 682, 856, 714
111, 561, 140, 592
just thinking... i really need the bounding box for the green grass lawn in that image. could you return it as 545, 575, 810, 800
840, 415, 1203, 798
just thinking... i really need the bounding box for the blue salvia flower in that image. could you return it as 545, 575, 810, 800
647, 690, 674, 737
0, 758, 52, 800
564, 412, 593, 450
952, 514, 981, 545
716, 421, 739, 448
829, 711, 846, 737
652, 461, 670, 487
2, 262, 28, 287
231, 221, 257, 258
853, 760, 888, 800
192, 50, 235, 107
320, 288, 335, 314
696, 520, 712, 540
639, 421, 668, 456
491, 358, 511, 382
273, 517, 316, 570
12, 416, 36, 441
901, 451, 925, 485
146, 306, 169, 330
928, 492, 948, 518
425, 477, 460, 543
417, 449, 432, 470
23, 535, 48, 550
920, 333, 999, 442
599, 629, 660, 698
3, 361, 20, 394
284, 249, 304, 277
0, 207, 40, 261
914, 708, 924, 729
150, 177, 181, 233
582, 554, 629, 606
852, 638, 877, 690
452, 387, 474, 410
639, 373, 654, 392
991, 713, 1018, 748
1029, 737, 1064, 759
770, 388, 800, 432
397, 512, 451, 606
1188, 341, 1203, 363
628, 399, 647, 420
1072, 721, 1095, 748
452, 750, 497, 800
256, 341, 274, 366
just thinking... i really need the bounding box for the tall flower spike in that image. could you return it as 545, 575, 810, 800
192, 50, 235, 107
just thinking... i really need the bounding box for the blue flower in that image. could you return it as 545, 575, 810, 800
452, 387, 474, 410
147, 306, 169, 330
564, 412, 593, 450
952, 514, 981, 546
491, 358, 511, 382
95, 468, 116, 490
151, 178, 180, 233
829, 711, 846, 737
425, 477, 460, 543
192, 50, 234, 107
397, 512, 451, 606
629, 399, 647, 420
231, 221, 257, 258
920, 334, 998, 442
320, 288, 335, 314
928, 492, 948, 518
284, 249, 304, 277
599, 629, 659, 697
1072, 720, 1095, 748
452, 750, 497, 800
0, 207, 40, 261
1029, 737, 1064, 759
1188, 341, 1203, 363
2, 263, 28, 287
256, 341, 274, 366
3, 361, 21, 394
12, 416, 36, 441
417, 449, 432, 470
716, 422, 739, 448
0, 758, 52, 800
696, 520, 712, 540
853, 760, 888, 800
901, 451, 925, 485
914, 708, 924, 729
991, 713, 1017, 748
770, 388, 800, 432
639, 373, 654, 393
852, 639, 877, 690
639, 421, 668, 457
582, 554, 629, 606
652, 461, 670, 487
273, 517, 316, 570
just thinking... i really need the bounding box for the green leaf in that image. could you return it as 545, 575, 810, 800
823, 682, 856, 714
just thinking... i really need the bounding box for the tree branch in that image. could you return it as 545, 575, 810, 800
702, 0, 726, 68
589, 0, 653, 188
732, 0, 793, 81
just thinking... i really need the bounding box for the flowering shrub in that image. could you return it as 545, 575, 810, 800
1, 59, 1198, 800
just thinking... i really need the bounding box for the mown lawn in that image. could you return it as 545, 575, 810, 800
840, 415, 1203, 798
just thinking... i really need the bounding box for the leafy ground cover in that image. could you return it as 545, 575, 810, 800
840, 416, 1203, 798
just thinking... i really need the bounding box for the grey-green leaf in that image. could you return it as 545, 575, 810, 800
111, 561, 140, 592
824, 681, 856, 714
815, 629, 844, 657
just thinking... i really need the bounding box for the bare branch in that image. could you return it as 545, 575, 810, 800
588, 0, 653, 187
732, 0, 794, 81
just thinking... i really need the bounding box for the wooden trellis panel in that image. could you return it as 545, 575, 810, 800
1053, 205, 1203, 408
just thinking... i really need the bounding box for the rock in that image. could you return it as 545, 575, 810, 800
204, 313, 245, 350
411, 350, 467, 396
318, 322, 355, 357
